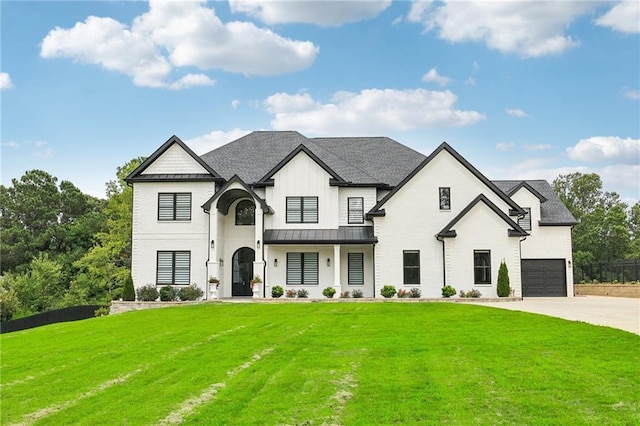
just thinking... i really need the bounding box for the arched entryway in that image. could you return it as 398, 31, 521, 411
232, 247, 255, 297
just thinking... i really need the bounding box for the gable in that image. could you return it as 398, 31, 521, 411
125, 135, 220, 183
256, 144, 344, 186
369, 142, 524, 217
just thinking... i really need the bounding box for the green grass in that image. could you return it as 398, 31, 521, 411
1, 303, 639, 425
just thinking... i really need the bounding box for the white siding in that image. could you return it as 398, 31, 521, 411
265, 151, 339, 229
142, 144, 209, 175
131, 181, 214, 295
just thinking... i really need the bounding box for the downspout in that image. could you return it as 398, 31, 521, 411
436, 235, 446, 287
519, 236, 527, 298
372, 242, 376, 298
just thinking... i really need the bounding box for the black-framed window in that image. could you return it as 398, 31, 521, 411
287, 252, 319, 285
286, 197, 318, 223
348, 197, 364, 224
403, 250, 420, 285
439, 187, 450, 210
158, 193, 191, 221
348, 253, 364, 285
235, 200, 255, 225
518, 208, 531, 231
474, 250, 491, 284
157, 251, 190, 285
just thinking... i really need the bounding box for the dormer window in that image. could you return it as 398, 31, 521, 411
235, 200, 255, 225
518, 208, 531, 231
439, 187, 450, 210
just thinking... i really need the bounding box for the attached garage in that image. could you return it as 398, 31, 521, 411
521, 259, 567, 297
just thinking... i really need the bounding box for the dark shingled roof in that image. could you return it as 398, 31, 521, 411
199, 131, 426, 187
264, 226, 377, 245
492, 180, 578, 226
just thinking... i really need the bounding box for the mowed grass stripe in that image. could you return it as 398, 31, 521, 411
1, 303, 638, 425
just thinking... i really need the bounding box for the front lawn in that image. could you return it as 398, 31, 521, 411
1, 303, 638, 425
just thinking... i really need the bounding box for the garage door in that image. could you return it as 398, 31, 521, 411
521, 259, 567, 297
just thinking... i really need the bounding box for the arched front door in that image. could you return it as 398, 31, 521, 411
232, 247, 255, 297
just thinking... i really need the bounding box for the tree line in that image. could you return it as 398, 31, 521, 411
1, 167, 638, 321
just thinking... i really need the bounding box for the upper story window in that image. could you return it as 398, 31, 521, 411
348, 197, 364, 224
235, 200, 255, 225
474, 250, 491, 284
158, 193, 191, 221
439, 187, 451, 210
403, 250, 420, 285
286, 196, 318, 223
518, 207, 531, 231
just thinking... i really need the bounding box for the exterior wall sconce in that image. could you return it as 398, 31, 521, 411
327, 258, 331, 267
219, 258, 224, 267
274, 258, 278, 267
568, 260, 572, 267
210, 240, 215, 249
257, 240, 261, 249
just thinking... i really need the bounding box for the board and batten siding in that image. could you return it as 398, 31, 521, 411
131, 181, 213, 293
264, 151, 339, 230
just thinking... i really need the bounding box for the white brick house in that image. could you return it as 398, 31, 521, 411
125, 131, 577, 299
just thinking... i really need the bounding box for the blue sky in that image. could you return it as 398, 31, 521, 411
2, 1, 639, 203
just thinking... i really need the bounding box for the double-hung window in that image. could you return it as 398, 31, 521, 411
158, 193, 191, 221
518, 208, 531, 231
286, 197, 318, 223
348, 253, 364, 285
403, 250, 420, 285
348, 197, 364, 224
474, 250, 491, 284
157, 251, 191, 285
286, 252, 319, 285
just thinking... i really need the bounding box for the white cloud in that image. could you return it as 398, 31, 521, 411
595, 0, 640, 34
263, 88, 485, 135
229, 0, 391, 26
231, 99, 240, 109
408, 1, 595, 57
2, 141, 19, 149
0, 72, 13, 90
40, 1, 318, 89
524, 144, 552, 151
496, 142, 515, 151
465, 77, 476, 86
185, 128, 252, 154
567, 136, 640, 164
421, 68, 452, 86
506, 108, 528, 118
624, 89, 640, 100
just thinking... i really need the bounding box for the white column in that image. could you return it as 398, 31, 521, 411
206, 210, 219, 299
253, 206, 265, 298
333, 244, 341, 295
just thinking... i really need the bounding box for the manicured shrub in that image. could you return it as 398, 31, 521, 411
285, 289, 297, 298
409, 288, 421, 298
497, 261, 511, 297
459, 289, 482, 298
441, 285, 456, 298
297, 288, 309, 298
159, 285, 177, 301
122, 275, 135, 301
322, 287, 336, 298
351, 289, 363, 298
381, 285, 396, 298
137, 284, 159, 301
340, 291, 351, 298
271, 285, 284, 298
397, 289, 408, 298
177, 284, 204, 301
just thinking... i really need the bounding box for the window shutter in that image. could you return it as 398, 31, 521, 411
287, 253, 302, 285
303, 253, 319, 284
287, 197, 302, 223
175, 193, 191, 220
303, 197, 318, 223
158, 194, 175, 220
348, 253, 364, 285
174, 251, 191, 285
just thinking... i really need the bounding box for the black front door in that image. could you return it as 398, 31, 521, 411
232, 247, 255, 297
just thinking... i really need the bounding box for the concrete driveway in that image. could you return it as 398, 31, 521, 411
480, 296, 640, 335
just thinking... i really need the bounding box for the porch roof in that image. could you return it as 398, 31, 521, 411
263, 226, 377, 245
